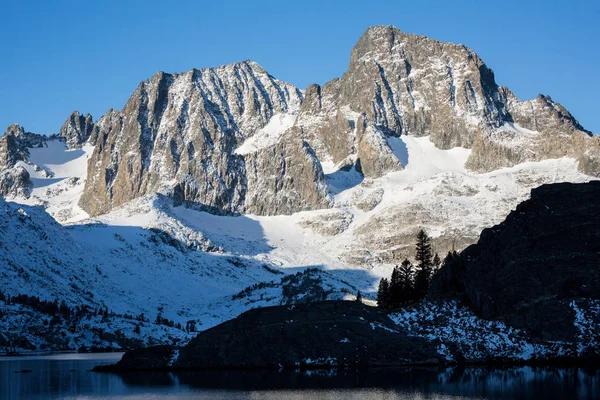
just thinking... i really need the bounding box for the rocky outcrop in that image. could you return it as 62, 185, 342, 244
78, 61, 331, 217
0, 125, 33, 197
0, 127, 24, 170
59, 111, 94, 149
243, 129, 330, 215
431, 181, 600, 343
293, 25, 507, 178
0, 166, 30, 197
95, 301, 441, 371
466, 91, 598, 174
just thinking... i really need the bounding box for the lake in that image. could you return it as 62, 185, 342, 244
0, 353, 598, 399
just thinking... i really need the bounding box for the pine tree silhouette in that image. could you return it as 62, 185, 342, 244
377, 278, 390, 309
414, 229, 433, 299
399, 258, 414, 302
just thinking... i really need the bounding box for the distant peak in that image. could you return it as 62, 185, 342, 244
3, 124, 25, 137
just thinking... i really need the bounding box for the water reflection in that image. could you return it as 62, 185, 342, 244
0, 354, 598, 400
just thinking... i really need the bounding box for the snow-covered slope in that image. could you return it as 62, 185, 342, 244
2, 129, 594, 319
14, 139, 93, 223
0, 123, 595, 352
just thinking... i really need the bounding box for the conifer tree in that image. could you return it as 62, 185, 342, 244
398, 258, 414, 302
356, 291, 362, 303
433, 253, 441, 269
389, 265, 402, 308
377, 278, 390, 309
414, 229, 433, 298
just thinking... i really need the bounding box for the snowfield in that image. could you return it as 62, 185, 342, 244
0, 131, 596, 352
234, 113, 298, 155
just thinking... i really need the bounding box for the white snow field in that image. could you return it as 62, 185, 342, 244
0, 126, 595, 351
234, 113, 298, 155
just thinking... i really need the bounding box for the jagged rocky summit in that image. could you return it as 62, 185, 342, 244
77, 61, 332, 217
60, 25, 597, 217
0, 109, 99, 197
1, 26, 597, 216
0, 124, 37, 197
58, 111, 95, 149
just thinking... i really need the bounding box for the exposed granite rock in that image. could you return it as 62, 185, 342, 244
294, 25, 508, 178
298, 26, 598, 178
430, 181, 600, 342
78, 61, 330, 217
0, 166, 30, 197
75, 25, 598, 218
299, 210, 353, 236
356, 124, 403, 178
502, 91, 590, 136
95, 301, 441, 371
59, 111, 94, 149
243, 132, 330, 215
0, 125, 35, 197
0, 127, 24, 170
355, 188, 384, 212
340, 26, 505, 147
0, 124, 51, 166
466, 91, 597, 175
5, 124, 50, 150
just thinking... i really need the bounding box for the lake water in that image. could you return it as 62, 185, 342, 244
1, 353, 598, 399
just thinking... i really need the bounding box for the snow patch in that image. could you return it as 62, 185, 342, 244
234, 113, 297, 155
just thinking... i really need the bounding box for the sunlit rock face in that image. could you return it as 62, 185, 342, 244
59, 111, 95, 149
78, 61, 331, 217
77, 25, 598, 218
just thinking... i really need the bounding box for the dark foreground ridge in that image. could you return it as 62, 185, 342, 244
431, 181, 600, 344
94, 301, 440, 371
96, 181, 600, 372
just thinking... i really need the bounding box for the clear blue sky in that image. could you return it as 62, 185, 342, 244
1, 0, 598, 134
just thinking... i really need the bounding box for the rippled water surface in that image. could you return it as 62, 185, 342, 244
1, 353, 598, 399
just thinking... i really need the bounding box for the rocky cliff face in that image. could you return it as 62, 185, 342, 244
295, 25, 506, 175
431, 181, 600, 343
74, 25, 598, 217
297, 26, 597, 178
0, 127, 23, 170
78, 61, 331, 217
59, 111, 94, 149
0, 125, 33, 197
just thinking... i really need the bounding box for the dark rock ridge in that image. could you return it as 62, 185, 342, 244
431, 181, 600, 343
95, 301, 440, 371
76, 25, 598, 217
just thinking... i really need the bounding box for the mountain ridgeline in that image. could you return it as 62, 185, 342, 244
81, 26, 599, 216
1, 26, 598, 214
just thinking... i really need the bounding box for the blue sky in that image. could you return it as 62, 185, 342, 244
1, 0, 598, 134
